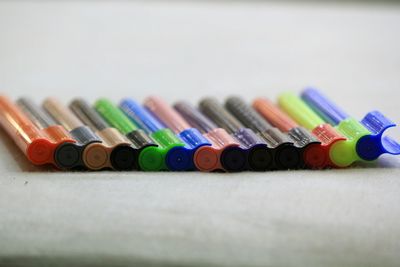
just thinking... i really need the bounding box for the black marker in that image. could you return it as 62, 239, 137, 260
70, 99, 138, 171
225, 96, 302, 169
199, 97, 273, 171
16, 98, 79, 170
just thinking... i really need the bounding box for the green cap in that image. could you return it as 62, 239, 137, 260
94, 99, 139, 135
278, 92, 324, 130
139, 128, 185, 171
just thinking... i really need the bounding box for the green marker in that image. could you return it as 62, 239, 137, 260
94, 99, 161, 171
119, 99, 186, 171
278, 92, 353, 168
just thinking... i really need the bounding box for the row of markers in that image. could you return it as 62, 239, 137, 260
0, 88, 399, 172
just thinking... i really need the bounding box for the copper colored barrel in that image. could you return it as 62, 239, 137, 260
0, 96, 55, 165
43, 98, 110, 170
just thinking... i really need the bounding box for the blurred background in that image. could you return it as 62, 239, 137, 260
0, 0, 399, 122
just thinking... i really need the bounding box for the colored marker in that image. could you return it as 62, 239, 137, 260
199, 97, 273, 171
225, 96, 302, 169
70, 99, 138, 171
16, 98, 78, 169
119, 98, 187, 171
94, 99, 164, 171
142, 96, 211, 171
301, 88, 400, 162
43, 98, 106, 170
174, 101, 242, 172
252, 97, 327, 169
278, 92, 346, 168
0, 95, 59, 166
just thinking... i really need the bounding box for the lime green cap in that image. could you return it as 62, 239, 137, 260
329, 117, 369, 167
94, 99, 138, 135
278, 92, 324, 130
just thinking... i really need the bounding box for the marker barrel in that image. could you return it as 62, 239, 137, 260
0, 96, 58, 166
70, 99, 139, 171
278, 93, 347, 168
144, 96, 210, 171
199, 98, 243, 134
174, 101, 217, 133
43, 98, 108, 170
252, 98, 327, 169
278, 92, 325, 130
16, 98, 78, 169
174, 101, 241, 171
301, 88, 400, 162
252, 98, 298, 132
119, 98, 186, 171
301, 88, 348, 125
120, 98, 165, 133
144, 96, 191, 133
95, 99, 168, 171
199, 97, 273, 171
225, 96, 302, 169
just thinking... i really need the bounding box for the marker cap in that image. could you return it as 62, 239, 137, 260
358, 111, 400, 160
252, 98, 324, 169
260, 127, 301, 169
96, 127, 138, 171
166, 128, 210, 171
288, 127, 323, 169
139, 128, 184, 171
232, 128, 273, 171
174, 101, 234, 172
301, 88, 384, 165
195, 128, 240, 171
225, 96, 302, 169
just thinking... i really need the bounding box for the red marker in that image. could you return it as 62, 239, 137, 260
253, 97, 336, 169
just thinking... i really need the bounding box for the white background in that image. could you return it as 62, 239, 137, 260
0, 1, 400, 266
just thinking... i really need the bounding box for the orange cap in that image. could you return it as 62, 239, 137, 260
0, 96, 55, 165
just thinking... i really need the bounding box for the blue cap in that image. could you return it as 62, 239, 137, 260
165, 128, 210, 171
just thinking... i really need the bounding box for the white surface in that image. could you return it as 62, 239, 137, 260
1, 1, 400, 267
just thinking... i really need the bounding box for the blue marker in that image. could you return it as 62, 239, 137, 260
120, 98, 186, 171
302, 87, 400, 161
142, 96, 211, 171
